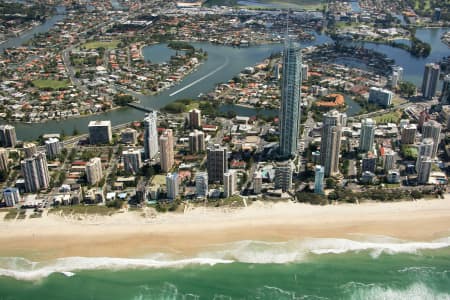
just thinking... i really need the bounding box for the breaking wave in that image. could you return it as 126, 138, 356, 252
0, 236, 448, 281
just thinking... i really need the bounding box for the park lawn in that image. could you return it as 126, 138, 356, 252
392, 96, 407, 106
50, 205, 119, 216
32, 79, 70, 90
374, 110, 402, 124
152, 174, 167, 186
83, 40, 120, 50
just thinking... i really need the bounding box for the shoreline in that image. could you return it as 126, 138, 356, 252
0, 197, 449, 261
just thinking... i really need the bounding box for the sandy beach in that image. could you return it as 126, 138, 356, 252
0, 197, 449, 260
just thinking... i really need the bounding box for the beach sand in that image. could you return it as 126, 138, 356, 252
0, 197, 449, 260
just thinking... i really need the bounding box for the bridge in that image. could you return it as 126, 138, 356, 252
126, 102, 157, 113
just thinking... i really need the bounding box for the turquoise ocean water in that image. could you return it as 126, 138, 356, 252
0, 238, 449, 299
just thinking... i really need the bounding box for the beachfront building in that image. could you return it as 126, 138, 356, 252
188, 109, 202, 129
320, 110, 343, 177
207, 144, 228, 183
0, 125, 16, 148
361, 152, 377, 173
195, 172, 208, 198
421, 120, 441, 158
122, 149, 142, 174
0, 148, 8, 172
45, 138, 62, 160
85, 157, 103, 185
166, 173, 179, 200
21, 152, 50, 193
3, 187, 20, 207
383, 149, 396, 172
279, 38, 302, 158
88, 120, 112, 145
223, 171, 236, 198
121, 128, 138, 144
314, 165, 325, 194
189, 130, 205, 154
417, 156, 432, 184
23, 142, 37, 158
421, 63, 440, 99
416, 138, 434, 171
253, 171, 262, 194
159, 129, 174, 173
144, 111, 159, 160
401, 124, 417, 145
274, 161, 293, 192
359, 118, 376, 152
368, 87, 393, 107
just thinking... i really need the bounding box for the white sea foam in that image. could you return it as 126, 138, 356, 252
199, 237, 450, 263
0, 257, 232, 281
0, 237, 449, 281
348, 282, 450, 300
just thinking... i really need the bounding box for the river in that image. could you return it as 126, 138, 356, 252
0, 6, 66, 54
1, 12, 448, 141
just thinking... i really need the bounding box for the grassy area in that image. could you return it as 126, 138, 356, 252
374, 110, 402, 124
50, 205, 119, 216
32, 79, 70, 90
83, 40, 120, 50
151, 175, 167, 186
392, 96, 407, 106
3, 209, 18, 220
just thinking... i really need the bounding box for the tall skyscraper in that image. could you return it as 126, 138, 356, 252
421, 63, 440, 99
122, 149, 142, 174
320, 110, 342, 177
85, 157, 103, 185
159, 129, 174, 173
0, 148, 8, 172
88, 120, 112, 145
189, 130, 205, 154
188, 109, 202, 129
401, 124, 417, 145
314, 165, 325, 194
23, 143, 37, 158
274, 161, 293, 192
207, 144, 228, 183
144, 111, 159, 160
383, 149, 396, 172
441, 74, 450, 104
166, 172, 179, 200
417, 156, 432, 184
195, 172, 208, 198
45, 138, 62, 160
279, 38, 302, 158
0, 125, 16, 148
422, 120, 441, 158
416, 138, 434, 171
359, 118, 376, 152
21, 152, 50, 193
223, 171, 236, 198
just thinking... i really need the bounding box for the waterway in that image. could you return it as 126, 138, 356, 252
352, 27, 449, 86
0, 6, 66, 54
141, 43, 185, 64
1, 14, 448, 141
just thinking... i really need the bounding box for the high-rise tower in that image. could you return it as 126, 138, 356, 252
320, 110, 342, 177
144, 111, 159, 160
279, 35, 302, 158
421, 63, 440, 99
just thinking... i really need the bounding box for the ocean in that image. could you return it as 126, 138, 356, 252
0, 237, 449, 299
